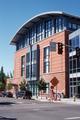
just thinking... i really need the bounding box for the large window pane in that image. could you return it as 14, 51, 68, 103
44, 46, 50, 73
32, 50, 37, 61
26, 65, 30, 78
26, 53, 30, 63
32, 64, 36, 77
45, 19, 52, 38
21, 55, 25, 77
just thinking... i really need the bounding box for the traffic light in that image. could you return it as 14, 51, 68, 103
76, 47, 80, 58
58, 42, 63, 54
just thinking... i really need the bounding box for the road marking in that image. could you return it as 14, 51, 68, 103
17, 102, 23, 103
33, 108, 40, 111
64, 117, 80, 119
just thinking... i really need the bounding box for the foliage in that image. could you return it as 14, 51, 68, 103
6, 71, 13, 79
6, 73, 10, 79
0, 67, 6, 82
10, 72, 13, 78
19, 79, 26, 91
7, 81, 13, 90
0, 66, 7, 90
0, 81, 5, 90
37, 78, 46, 91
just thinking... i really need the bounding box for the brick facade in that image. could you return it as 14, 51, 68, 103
13, 30, 70, 96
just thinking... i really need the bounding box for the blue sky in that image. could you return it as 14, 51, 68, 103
0, 0, 80, 74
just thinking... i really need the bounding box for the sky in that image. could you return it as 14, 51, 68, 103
0, 0, 80, 74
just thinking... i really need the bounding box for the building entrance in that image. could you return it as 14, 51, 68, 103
70, 86, 76, 97
77, 86, 80, 98
70, 85, 80, 98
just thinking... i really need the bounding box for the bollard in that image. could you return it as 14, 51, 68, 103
73, 95, 76, 102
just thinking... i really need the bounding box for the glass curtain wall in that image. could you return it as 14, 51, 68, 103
69, 35, 80, 97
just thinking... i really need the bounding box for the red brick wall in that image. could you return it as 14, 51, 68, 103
13, 30, 70, 96
37, 30, 70, 95
13, 47, 27, 85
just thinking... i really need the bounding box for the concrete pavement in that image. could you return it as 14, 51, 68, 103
0, 97, 80, 120
34, 96, 80, 105
0, 96, 80, 105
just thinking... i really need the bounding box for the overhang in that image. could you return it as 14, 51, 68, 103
10, 11, 80, 45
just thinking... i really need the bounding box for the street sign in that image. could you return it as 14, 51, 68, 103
50, 77, 59, 87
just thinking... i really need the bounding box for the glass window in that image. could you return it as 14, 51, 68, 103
68, 22, 72, 29
78, 25, 80, 29
69, 40, 72, 52
26, 65, 30, 78
32, 64, 36, 77
45, 19, 52, 38
72, 38, 75, 48
68, 22, 78, 30
75, 36, 79, 48
44, 46, 50, 73
56, 17, 64, 33
30, 27, 35, 44
69, 36, 79, 53
26, 53, 30, 63
72, 24, 77, 29
25, 33, 29, 46
44, 46, 50, 59
21, 55, 25, 77
77, 58, 80, 70
16, 42, 19, 51
69, 60, 72, 70
73, 58, 76, 69
44, 61, 50, 73
36, 23, 42, 41
32, 50, 37, 61
22, 39, 25, 48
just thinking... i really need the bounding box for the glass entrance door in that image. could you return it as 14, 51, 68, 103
77, 86, 80, 98
70, 86, 77, 97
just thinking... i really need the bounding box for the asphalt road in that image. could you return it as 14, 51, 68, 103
0, 98, 80, 120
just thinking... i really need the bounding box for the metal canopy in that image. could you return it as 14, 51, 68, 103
10, 11, 80, 45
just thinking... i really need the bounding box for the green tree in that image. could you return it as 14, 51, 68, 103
19, 79, 26, 91
0, 81, 5, 90
37, 78, 46, 92
0, 66, 6, 90
7, 82, 13, 90
6, 73, 10, 79
10, 71, 13, 78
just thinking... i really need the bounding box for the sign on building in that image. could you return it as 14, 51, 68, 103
50, 42, 56, 51
50, 77, 59, 87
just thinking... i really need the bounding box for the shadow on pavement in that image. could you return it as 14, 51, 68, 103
0, 102, 15, 105
0, 116, 17, 120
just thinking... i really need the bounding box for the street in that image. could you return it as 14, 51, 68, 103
0, 98, 80, 120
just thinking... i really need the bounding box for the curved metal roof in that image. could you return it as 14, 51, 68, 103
11, 11, 80, 44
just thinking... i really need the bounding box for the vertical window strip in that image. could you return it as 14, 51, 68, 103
21, 55, 25, 77
45, 19, 52, 38
44, 46, 50, 73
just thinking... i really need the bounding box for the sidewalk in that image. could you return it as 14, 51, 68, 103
34, 96, 80, 105
59, 98, 80, 105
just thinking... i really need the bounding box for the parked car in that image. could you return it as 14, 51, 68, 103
2, 91, 7, 97
0, 91, 13, 98
16, 90, 32, 99
16, 91, 25, 98
23, 90, 32, 99
7, 92, 13, 98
